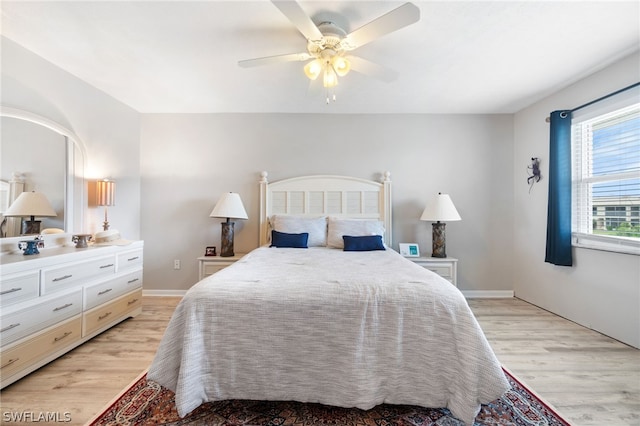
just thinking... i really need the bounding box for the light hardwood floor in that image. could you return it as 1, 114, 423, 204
0, 297, 638, 426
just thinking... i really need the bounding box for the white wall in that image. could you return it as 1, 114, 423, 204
513, 51, 640, 348
1, 37, 141, 239
140, 113, 514, 292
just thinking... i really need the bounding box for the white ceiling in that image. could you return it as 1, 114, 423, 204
1, 1, 638, 114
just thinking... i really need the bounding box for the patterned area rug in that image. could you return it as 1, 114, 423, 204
88, 368, 570, 425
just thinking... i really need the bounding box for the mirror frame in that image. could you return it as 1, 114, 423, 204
1, 106, 87, 240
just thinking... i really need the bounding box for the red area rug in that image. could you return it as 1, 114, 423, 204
88, 368, 570, 425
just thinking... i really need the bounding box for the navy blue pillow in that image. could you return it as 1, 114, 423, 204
270, 230, 309, 248
342, 235, 386, 251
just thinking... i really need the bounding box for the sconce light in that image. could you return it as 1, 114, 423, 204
209, 192, 248, 257
96, 179, 116, 231
420, 193, 461, 258
4, 191, 57, 235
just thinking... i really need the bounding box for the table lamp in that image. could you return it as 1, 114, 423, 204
210, 192, 248, 257
4, 191, 57, 235
96, 179, 115, 231
420, 192, 461, 258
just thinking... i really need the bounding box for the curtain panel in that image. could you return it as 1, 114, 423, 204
545, 110, 573, 266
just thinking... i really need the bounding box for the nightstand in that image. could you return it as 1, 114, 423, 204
198, 254, 245, 280
409, 257, 458, 287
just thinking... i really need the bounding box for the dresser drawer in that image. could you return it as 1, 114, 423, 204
83, 289, 142, 337
201, 260, 239, 277
1, 316, 82, 380
409, 257, 458, 287
84, 269, 143, 310
425, 265, 452, 279
117, 248, 143, 271
0, 270, 40, 307
1, 289, 83, 347
41, 255, 116, 294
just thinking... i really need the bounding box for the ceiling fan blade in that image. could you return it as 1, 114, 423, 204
271, 0, 323, 41
238, 52, 312, 68
348, 55, 398, 82
343, 2, 420, 50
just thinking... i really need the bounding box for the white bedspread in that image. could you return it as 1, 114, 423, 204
147, 247, 509, 425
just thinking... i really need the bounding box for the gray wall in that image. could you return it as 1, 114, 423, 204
513, 52, 640, 348
140, 113, 514, 293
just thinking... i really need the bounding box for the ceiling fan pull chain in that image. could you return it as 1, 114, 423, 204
325, 91, 337, 104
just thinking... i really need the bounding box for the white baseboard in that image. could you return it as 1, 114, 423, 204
462, 290, 514, 298
143, 289, 187, 297
142, 289, 513, 299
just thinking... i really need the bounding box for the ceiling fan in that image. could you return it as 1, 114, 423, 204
238, 1, 420, 101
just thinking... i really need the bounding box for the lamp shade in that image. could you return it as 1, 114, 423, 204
420, 193, 461, 222
4, 191, 57, 218
96, 179, 116, 206
332, 56, 351, 77
304, 59, 322, 80
210, 192, 248, 220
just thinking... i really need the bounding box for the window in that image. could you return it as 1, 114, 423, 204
572, 92, 640, 255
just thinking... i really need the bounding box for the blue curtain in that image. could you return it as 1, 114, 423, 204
545, 110, 573, 266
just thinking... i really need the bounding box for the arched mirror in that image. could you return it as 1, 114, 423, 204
0, 106, 86, 240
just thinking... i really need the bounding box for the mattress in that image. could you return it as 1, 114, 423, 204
147, 246, 510, 425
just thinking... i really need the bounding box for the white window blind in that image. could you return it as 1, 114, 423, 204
571, 85, 640, 254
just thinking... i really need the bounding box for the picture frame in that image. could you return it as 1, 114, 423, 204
204, 246, 217, 256
399, 243, 420, 257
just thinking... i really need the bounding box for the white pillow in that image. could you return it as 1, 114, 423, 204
327, 217, 385, 249
270, 215, 327, 247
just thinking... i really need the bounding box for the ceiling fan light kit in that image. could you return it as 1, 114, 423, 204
239, 1, 420, 103
303, 48, 350, 86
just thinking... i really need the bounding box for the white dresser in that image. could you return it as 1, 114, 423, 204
0, 241, 143, 388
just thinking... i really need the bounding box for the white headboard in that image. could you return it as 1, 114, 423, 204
259, 171, 392, 247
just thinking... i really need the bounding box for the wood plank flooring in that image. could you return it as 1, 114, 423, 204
468, 298, 640, 426
1, 297, 638, 426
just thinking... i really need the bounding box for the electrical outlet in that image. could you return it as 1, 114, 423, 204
174, 259, 181, 270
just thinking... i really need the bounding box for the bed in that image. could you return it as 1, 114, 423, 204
147, 172, 510, 426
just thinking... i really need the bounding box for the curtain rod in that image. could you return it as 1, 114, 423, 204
545, 81, 640, 122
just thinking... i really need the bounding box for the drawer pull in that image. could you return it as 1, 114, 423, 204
98, 288, 113, 296
128, 298, 139, 306
1, 358, 19, 369
52, 274, 73, 282
54, 331, 73, 342
100, 264, 115, 269
98, 311, 112, 320
127, 256, 139, 261
0, 287, 22, 295
0, 323, 21, 333
53, 303, 73, 312
127, 278, 139, 284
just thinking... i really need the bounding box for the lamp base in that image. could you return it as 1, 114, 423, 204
431, 222, 447, 258
21, 220, 41, 235
102, 206, 110, 231
220, 221, 235, 257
